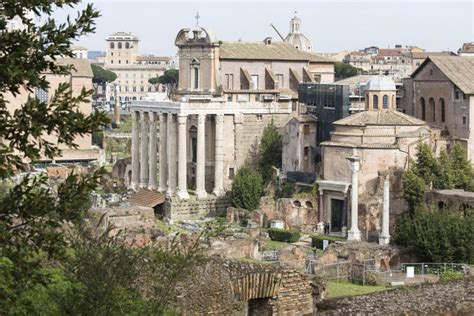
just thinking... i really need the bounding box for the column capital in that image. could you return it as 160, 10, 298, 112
215, 113, 224, 123
197, 113, 206, 124
148, 112, 156, 122
140, 111, 147, 121
177, 114, 187, 125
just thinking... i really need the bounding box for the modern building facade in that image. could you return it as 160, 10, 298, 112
101, 32, 175, 102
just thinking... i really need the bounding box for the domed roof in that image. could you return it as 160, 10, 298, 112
285, 33, 313, 52
366, 75, 396, 91
284, 13, 313, 52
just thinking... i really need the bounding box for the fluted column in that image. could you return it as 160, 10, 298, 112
347, 156, 361, 241
148, 112, 157, 190
379, 175, 391, 245
166, 113, 177, 196
131, 111, 140, 190
177, 114, 189, 200
213, 114, 224, 197
139, 111, 149, 188
195, 113, 207, 198
158, 113, 167, 192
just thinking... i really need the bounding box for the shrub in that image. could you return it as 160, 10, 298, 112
311, 234, 346, 249
393, 207, 474, 264
259, 120, 282, 184
231, 167, 263, 211
268, 228, 301, 243
439, 270, 464, 282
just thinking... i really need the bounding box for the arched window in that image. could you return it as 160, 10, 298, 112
117, 42, 122, 49
125, 42, 130, 49
440, 98, 445, 123
110, 42, 115, 49
373, 95, 379, 109
382, 95, 388, 108
420, 97, 426, 120
429, 98, 435, 122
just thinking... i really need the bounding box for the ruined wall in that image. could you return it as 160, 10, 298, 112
170, 259, 316, 315
235, 113, 292, 169
260, 197, 318, 232
165, 195, 231, 222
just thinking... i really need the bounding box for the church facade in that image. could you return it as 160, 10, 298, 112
129, 22, 334, 208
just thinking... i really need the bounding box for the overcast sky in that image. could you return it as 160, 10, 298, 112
56, 0, 473, 56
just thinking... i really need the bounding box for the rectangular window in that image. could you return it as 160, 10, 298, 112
276, 74, 284, 87
193, 68, 199, 90
303, 124, 310, 135
251, 75, 259, 90
304, 146, 309, 159
229, 168, 235, 179
463, 116, 467, 125
118, 60, 121, 64
225, 74, 234, 90
132, 86, 136, 92
455, 90, 460, 99
256, 114, 263, 121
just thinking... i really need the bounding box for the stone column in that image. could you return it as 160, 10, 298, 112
347, 156, 361, 241
213, 114, 224, 197
379, 175, 391, 245
167, 114, 177, 196
139, 111, 149, 188
131, 111, 140, 190
195, 113, 207, 198
158, 113, 167, 192
177, 114, 189, 200
148, 112, 158, 190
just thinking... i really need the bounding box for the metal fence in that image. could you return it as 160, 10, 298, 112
308, 260, 471, 286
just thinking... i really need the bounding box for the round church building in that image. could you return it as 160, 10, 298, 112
317, 75, 438, 240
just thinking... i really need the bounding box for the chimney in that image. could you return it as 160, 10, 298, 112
263, 37, 272, 45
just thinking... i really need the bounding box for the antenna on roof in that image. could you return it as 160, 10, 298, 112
270, 23, 285, 41
195, 11, 200, 27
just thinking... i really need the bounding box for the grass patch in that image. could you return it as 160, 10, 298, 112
115, 116, 132, 133
155, 220, 185, 234
261, 240, 287, 251
327, 280, 388, 298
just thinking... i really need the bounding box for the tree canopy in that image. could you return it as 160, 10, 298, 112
91, 64, 117, 85
402, 142, 474, 211
0, 0, 108, 312
148, 69, 179, 86
334, 62, 367, 80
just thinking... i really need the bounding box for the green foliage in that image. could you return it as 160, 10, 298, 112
402, 143, 474, 211
311, 234, 346, 249
439, 270, 464, 282
0, 1, 110, 313
231, 167, 263, 211
393, 207, 474, 263
402, 169, 426, 210
334, 62, 367, 80
92, 129, 104, 148
149, 69, 179, 86
91, 64, 117, 84
0, 0, 108, 177
259, 120, 282, 184
268, 228, 301, 243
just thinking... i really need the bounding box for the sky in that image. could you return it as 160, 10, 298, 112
54, 0, 474, 56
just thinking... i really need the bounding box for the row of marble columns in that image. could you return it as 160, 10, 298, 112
131, 111, 225, 199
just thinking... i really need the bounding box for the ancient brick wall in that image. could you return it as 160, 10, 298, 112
170, 259, 316, 315
165, 195, 231, 221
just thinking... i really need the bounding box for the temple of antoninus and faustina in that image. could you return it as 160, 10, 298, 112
128, 24, 334, 218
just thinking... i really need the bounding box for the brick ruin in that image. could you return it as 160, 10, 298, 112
170, 259, 322, 315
